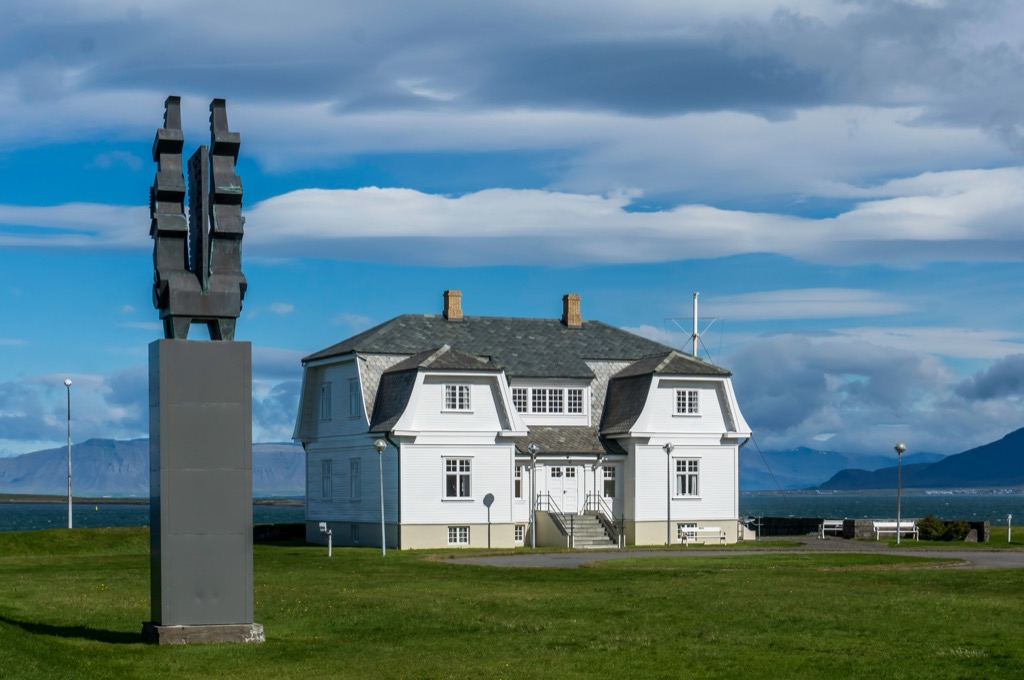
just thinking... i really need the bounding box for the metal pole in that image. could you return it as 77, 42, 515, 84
1008, 514, 1013, 543
528, 443, 539, 549
894, 442, 906, 546
374, 439, 387, 556
663, 443, 674, 546
64, 379, 72, 529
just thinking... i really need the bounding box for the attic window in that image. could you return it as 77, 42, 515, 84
675, 389, 699, 415
444, 384, 471, 411
511, 387, 586, 415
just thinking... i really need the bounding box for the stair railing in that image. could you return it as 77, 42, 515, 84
585, 493, 624, 548
537, 493, 574, 548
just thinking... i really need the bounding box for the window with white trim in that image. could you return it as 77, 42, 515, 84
319, 383, 332, 420
511, 387, 588, 415
550, 466, 563, 479
514, 465, 523, 499
348, 379, 361, 418
602, 466, 616, 498
675, 389, 699, 415
448, 526, 469, 545
567, 388, 584, 413
514, 525, 525, 543
350, 458, 362, 501
565, 466, 576, 479
321, 460, 332, 500
677, 522, 697, 541
445, 458, 472, 498
444, 384, 471, 411
512, 387, 528, 413
675, 459, 699, 496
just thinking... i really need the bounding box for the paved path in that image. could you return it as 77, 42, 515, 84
455, 536, 1024, 570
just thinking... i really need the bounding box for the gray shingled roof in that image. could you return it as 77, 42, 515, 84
303, 315, 677, 379
384, 345, 502, 374
611, 350, 730, 379
514, 426, 626, 456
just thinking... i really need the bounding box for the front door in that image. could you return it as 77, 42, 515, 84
549, 465, 580, 514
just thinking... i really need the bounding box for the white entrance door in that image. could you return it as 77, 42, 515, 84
549, 465, 580, 514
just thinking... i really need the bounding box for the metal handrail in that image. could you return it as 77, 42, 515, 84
584, 492, 624, 548
537, 493, 574, 547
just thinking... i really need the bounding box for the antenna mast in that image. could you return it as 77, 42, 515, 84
692, 292, 699, 357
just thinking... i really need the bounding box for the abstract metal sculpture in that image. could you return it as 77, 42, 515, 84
150, 96, 247, 341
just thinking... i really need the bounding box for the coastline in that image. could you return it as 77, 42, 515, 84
0, 493, 303, 506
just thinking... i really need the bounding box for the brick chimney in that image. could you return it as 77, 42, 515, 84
561, 293, 581, 328
443, 289, 463, 321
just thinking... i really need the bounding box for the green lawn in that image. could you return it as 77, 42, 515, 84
1, 527, 1022, 679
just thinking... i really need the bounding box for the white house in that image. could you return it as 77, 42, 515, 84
293, 291, 752, 549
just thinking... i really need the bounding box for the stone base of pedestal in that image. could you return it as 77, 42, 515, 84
141, 621, 265, 645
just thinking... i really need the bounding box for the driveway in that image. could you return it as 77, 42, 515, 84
454, 536, 1024, 570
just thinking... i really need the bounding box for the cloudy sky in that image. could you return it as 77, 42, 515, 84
1, 0, 1023, 461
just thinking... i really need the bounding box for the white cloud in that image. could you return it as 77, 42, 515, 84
706, 289, 910, 321
269, 302, 294, 315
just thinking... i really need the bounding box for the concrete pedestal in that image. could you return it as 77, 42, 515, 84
146, 339, 261, 643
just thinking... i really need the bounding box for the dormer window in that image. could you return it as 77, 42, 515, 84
511, 386, 587, 415
675, 389, 699, 415
444, 384, 472, 411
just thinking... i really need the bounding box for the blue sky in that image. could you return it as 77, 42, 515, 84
2, 0, 1023, 460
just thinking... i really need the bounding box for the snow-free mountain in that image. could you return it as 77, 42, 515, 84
817, 426, 1024, 490
739, 446, 943, 491
0, 439, 304, 497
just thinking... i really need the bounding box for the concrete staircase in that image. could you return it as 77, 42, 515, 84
568, 511, 617, 549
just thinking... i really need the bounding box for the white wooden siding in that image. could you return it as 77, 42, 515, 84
406, 376, 505, 433
507, 379, 590, 427
304, 440, 399, 523
631, 378, 728, 435
306, 361, 369, 439
399, 444, 515, 525
629, 444, 737, 521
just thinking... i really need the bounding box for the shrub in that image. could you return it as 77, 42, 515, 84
917, 515, 972, 541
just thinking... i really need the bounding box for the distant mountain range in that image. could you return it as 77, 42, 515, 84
0, 438, 304, 497
817, 426, 1024, 490
5, 427, 1020, 496
739, 446, 944, 491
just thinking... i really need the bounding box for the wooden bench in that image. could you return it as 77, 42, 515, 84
873, 520, 918, 540
682, 527, 726, 545
819, 519, 844, 538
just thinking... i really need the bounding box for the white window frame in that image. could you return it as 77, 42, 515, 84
514, 465, 523, 499
602, 466, 616, 499
566, 388, 584, 414
444, 458, 472, 499
444, 384, 472, 412
674, 388, 700, 415
448, 526, 470, 545
512, 387, 528, 413
510, 386, 588, 415
321, 459, 332, 500
348, 378, 361, 418
514, 524, 525, 543
350, 458, 361, 501
319, 382, 332, 420
675, 458, 700, 497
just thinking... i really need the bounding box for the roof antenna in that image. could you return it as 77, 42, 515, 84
691, 292, 699, 358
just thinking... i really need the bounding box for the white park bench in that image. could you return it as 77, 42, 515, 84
682, 527, 726, 545
819, 519, 845, 538
872, 520, 918, 541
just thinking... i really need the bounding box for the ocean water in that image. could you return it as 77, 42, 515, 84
0, 502, 305, 532
740, 492, 1021, 526
2, 493, 1020, 532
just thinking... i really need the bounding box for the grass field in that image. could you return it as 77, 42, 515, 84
1, 528, 1022, 679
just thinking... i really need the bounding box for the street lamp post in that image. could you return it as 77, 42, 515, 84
663, 442, 674, 545
64, 379, 73, 529
374, 439, 387, 556
894, 442, 906, 546
528, 443, 539, 549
